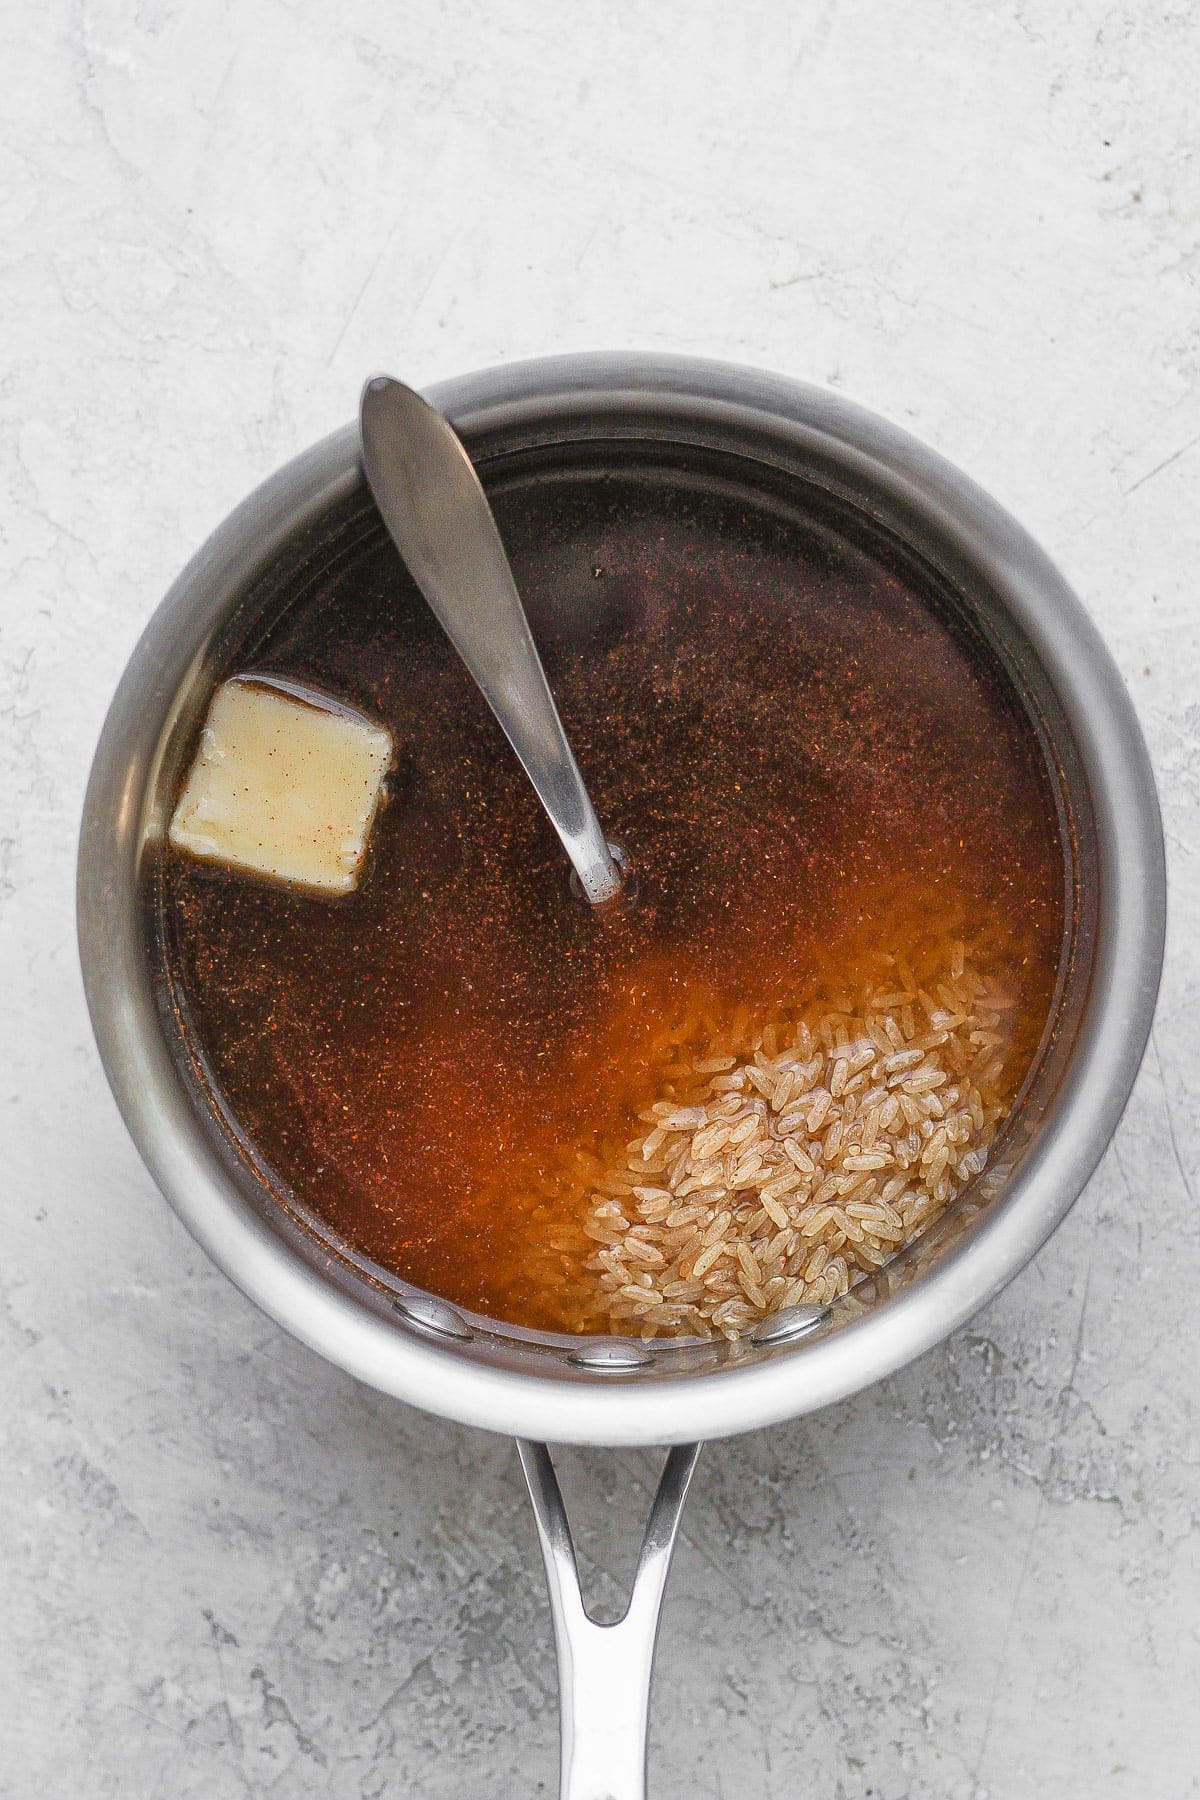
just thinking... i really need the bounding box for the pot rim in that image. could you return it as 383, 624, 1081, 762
77, 352, 1165, 1445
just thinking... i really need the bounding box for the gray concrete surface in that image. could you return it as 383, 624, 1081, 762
3, 3, 1198, 1795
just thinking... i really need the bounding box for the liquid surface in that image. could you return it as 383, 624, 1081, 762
161, 463, 1065, 1332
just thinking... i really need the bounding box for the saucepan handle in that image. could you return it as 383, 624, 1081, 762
516, 1440, 703, 1800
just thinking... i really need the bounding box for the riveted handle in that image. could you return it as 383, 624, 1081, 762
516, 1441, 702, 1800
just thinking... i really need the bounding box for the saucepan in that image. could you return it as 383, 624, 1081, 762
77, 354, 1165, 1797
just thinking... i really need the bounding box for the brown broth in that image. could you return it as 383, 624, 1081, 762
160, 461, 1066, 1332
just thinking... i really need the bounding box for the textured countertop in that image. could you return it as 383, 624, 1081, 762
4, 4, 1198, 1796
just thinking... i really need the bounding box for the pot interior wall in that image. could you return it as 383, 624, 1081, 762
142, 428, 1099, 1384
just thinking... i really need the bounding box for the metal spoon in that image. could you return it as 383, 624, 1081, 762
359, 374, 624, 906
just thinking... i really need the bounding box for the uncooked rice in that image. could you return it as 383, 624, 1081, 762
570, 941, 1016, 1340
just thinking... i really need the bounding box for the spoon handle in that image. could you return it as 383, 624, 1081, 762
360, 376, 623, 905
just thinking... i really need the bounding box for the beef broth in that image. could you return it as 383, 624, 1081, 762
160, 460, 1066, 1333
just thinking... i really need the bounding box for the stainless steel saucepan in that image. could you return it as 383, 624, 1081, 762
77, 355, 1165, 1798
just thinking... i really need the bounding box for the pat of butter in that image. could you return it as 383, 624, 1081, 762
168, 678, 393, 896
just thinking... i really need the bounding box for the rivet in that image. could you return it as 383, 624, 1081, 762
393, 1293, 473, 1342
567, 1339, 654, 1373
749, 1304, 830, 1347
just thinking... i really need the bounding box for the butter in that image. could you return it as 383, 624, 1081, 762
168, 678, 393, 896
